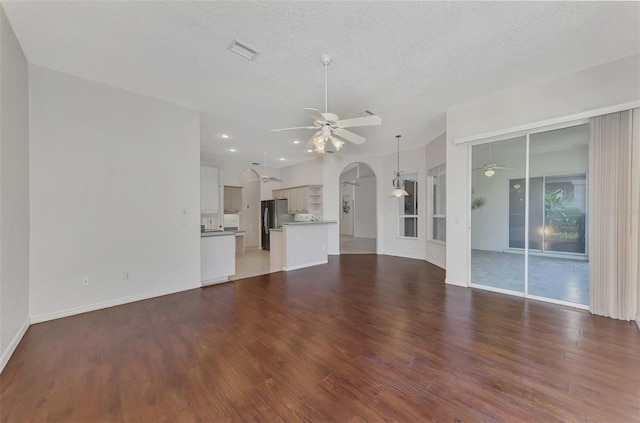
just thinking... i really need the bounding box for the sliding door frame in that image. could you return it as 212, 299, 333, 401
467, 118, 590, 309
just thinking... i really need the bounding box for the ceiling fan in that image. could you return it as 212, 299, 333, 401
271, 54, 382, 154
252, 152, 282, 183
473, 144, 514, 177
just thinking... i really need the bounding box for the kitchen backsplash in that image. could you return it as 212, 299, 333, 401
224, 213, 240, 228
294, 214, 315, 222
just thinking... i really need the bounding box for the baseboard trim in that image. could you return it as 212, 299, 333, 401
284, 260, 328, 271
0, 318, 30, 374
445, 278, 468, 287
30, 282, 201, 324
636, 318, 640, 331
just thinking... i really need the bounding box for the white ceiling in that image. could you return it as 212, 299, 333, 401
3, 1, 639, 168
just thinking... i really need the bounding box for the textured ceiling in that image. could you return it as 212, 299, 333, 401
3, 1, 639, 168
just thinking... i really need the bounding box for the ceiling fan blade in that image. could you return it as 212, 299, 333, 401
271, 126, 317, 132
333, 128, 365, 145
494, 166, 515, 170
303, 108, 328, 123
335, 115, 382, 128
472, 167, 486, 171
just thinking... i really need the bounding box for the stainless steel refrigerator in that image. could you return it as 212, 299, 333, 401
261, 199, 292, 250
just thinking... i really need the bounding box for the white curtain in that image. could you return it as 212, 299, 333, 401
589, 109, 639, 320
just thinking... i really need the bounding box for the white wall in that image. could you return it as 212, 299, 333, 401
0, 5, 30, 372
339, 167, 356, 235
354, 175, 376, 238
424, 133, 446, 268
446, 54, 640, 287
280, 156, 324, 187
29, 66, 201, 321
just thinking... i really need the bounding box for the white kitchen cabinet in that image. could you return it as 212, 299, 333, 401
224, 186, 242, 213
272, 185, 322, 214
200, 166, 221, 213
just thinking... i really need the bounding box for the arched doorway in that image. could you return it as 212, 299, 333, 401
339, 163, 377, 254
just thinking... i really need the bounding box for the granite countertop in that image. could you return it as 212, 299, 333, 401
201, 231, 236, 237
281, 221, 337, 225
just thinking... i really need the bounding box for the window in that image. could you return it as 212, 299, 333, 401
398, 173, 418, 238
429, 165, 446, 242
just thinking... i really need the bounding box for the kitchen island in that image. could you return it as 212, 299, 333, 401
201, 231, 235, 285
270, 221, 338, 271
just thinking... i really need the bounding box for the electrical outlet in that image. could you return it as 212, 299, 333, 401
82, 276, 90, 286
123, 272, 131, 280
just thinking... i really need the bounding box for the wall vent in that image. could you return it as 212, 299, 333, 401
228, 39, 260, 61
359, 110, 375, 117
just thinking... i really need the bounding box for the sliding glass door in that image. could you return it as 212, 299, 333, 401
528, 126, 589, 304
471, 137, 526, 295
470, 124, 590, 306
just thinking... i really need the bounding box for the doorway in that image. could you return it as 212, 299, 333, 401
229, 169, 270, 281
339, 163, 377, 254
470, 123, 590, 306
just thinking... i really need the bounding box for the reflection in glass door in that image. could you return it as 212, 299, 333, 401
528, 126, 589, 305
471, 137, 526, 295
470, 123, 590, 307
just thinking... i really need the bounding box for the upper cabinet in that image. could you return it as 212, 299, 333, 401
272, 185, 322, 214
223, 186, 243, 213
200, 165, 220, 213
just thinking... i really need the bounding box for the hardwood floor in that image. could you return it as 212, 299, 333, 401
2, 255, 639, 422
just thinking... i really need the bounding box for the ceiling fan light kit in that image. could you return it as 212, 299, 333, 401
272, 54, 382, 154
484, 168, 496, 177
391, 135, 409, 197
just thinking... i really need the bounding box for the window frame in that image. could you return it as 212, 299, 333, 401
428, 164, 446, 244
397, 172, 419, 239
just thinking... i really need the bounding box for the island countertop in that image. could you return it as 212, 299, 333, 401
281, 221, 337, 226
201, 231, 235, 237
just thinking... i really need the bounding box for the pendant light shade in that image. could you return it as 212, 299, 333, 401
390, 135, 409, 197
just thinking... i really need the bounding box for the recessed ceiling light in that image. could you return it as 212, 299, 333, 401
279, 157, 285, 161
229, 148, 236, 152
307, 149, 313, 153
220, 133, 230, 139
292, 140, 300, 144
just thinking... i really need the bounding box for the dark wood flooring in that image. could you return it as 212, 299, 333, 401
2, 255, 639, 422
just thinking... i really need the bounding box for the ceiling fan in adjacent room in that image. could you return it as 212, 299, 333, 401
473, 144, 514, 177
252, 152, 282, 183
271, 54, 382, 154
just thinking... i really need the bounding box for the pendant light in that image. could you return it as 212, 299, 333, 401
390, 135, 409, 197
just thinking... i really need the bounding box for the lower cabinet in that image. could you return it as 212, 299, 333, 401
201, 234, 235, 285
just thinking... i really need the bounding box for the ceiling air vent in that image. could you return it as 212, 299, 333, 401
228, 39, 260, 61
359, 110, 375, 117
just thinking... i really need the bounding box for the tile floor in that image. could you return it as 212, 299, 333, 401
471, 249, 589, 305
229, 247, 271, 281
340, 235, 376, 254
230, 236, 378, 281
